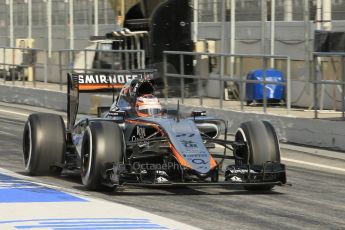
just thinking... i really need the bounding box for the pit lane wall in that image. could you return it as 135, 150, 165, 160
1, 84, 344, 151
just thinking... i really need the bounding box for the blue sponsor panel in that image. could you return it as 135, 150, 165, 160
0, 218, 169, 229
0, 173, 85, 203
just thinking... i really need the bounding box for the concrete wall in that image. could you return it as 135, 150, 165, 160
173, 103, 345, 151
195, 21, 345, 60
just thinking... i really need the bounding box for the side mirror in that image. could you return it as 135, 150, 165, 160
97, 106, 111, 117
108, 110, 126, 117
191, 111, 206, 118
162, 108, 178, 116
108, 110, 126, 122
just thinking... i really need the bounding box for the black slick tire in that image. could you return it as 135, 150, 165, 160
81, 121, 124, 190
22, 113, 66, 176
235, 120, 280, 191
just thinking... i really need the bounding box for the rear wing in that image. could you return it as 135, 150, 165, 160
67, 70, 156, 129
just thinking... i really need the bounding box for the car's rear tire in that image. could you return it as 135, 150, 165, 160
235, 120, 280, 191
81, 121, 124, 190
22, 113, 66, 176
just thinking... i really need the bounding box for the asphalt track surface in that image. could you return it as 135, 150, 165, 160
0, 102, 345, 230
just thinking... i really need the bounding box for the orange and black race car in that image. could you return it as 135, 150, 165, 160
22, 70, 287, 191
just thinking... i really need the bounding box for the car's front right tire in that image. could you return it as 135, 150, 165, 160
235, 120, 281, 191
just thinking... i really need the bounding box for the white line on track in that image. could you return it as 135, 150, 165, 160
282, 157, 345, 173
0, 130, 16, 136
0, 109, 29, 117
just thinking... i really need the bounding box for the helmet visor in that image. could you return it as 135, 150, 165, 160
136, 105, 162, 117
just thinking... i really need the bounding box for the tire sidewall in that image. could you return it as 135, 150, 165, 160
81, 126, 97, 188
23, 120, 34, 173
235, 120, 281, 191
23, 115, 43, 175
81, 122, 124, 190
235, 121, 280, 165
22, 113, 66, 175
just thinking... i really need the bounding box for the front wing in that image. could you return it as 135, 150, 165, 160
103, 162, 287, 188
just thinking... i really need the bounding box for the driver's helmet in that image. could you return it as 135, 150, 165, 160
129, 79, 155, 98
135, 94, 162, 117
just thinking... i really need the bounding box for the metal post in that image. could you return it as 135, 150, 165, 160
286, 57, 291, 114
59, 51, 62, 91
84, 50, 87, 74
103, 0, 107, 24
130, 38, 135, 69
88, 0, 92, 37
263, 57, 267, 113
120, 0, 125, 26
133, 35, 140, 68
110, 49, 114, 70
220, 0, 226, 53
32, 55, 36, 87
270, 0, 275, 68
322, 0, 332, 31
141, 50, 145, 69
11, 48, 14, 85
69, 0, 74, 50
313, 54, 318, 119
21, 48, 25, 86
70, 50, 74, 71
47, 0, 52, 58
304, 0, 310, 83
22, 61, 25, 86
284, 0, 293, 21
316, 0, 322, 30
64, 0, 68, 49
28, 0, 32, 38
9, 0, 14, 47
213, 0, 218, 22
341, 56, 345, 120
261, 0, 267, 55
123, 38, 129, 70
230, 0, 236, 76
193, 0, 198, 43
240, 56, 244, 112
94, 0, 99, 35
180, 54, 185, 104
198, 54, 203, 106
219, 0, 227, 103
163, 53, 168, 103
2, 48, 5, 83
44, 50, 48, 85
220, 55, 225, 109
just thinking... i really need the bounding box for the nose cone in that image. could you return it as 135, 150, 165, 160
183, 155, 217, 174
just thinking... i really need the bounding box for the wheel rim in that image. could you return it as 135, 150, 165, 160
82, 127, 93, 183
23, 122, 32, 170
235, 128, 250, 164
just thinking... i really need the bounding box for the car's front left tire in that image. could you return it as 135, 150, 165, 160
81, 121, 124, 190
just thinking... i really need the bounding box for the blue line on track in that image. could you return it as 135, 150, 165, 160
51, 227, 167, 230
0, 218, 169, 230
38, 221, 151, 224
16, 224, 165, 229
0, 173, 86, 203
54, 227, 167, 230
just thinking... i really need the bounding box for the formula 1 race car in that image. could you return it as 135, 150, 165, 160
22, 70, 286, 191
